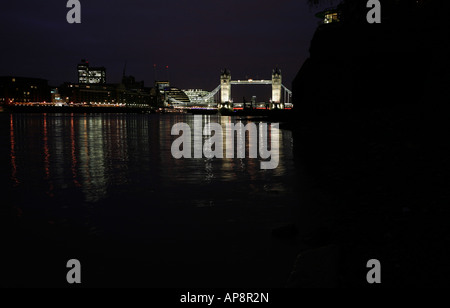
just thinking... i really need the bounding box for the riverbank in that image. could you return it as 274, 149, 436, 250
286, 105, 450, 287
1, 105, 155, 114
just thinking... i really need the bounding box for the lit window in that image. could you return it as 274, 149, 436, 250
324, 12, 339, 24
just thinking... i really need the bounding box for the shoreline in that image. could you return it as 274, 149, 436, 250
1, 105, 155, 114
1, 105, 296, 120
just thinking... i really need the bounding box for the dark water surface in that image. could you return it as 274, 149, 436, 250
0, 113, 302, 287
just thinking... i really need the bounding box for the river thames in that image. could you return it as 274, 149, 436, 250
0, 113, 304, 287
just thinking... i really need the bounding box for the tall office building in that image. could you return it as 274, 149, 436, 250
78, 59, 106, 84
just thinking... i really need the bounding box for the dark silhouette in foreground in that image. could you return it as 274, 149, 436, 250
288, 0, 450, 287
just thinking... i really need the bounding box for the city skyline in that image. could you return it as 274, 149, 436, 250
0, 0, 329, 91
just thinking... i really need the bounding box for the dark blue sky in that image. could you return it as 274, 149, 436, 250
0, 0, 329, 98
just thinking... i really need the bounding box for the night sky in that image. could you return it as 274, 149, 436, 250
1, 0, 329, 98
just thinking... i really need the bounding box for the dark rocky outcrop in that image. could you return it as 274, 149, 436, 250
289, 0, 450, 287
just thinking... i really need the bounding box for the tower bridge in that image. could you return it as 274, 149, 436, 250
166, 68, 292, 110
218, 68, 292, 110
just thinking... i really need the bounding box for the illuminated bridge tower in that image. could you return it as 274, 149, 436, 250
271, 68, 282, 108
220, 69, 232, 106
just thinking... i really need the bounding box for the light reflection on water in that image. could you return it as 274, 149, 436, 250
3, 113, 296, 230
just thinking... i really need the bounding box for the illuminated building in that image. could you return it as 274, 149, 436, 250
78, 59, 106, 84
271, 68, 282, 103
118, 75, 154, 107
164, 87, 191, 106
61, 64, 155, 106
154, 81, 190, 107
60, 75, 155, 107
60, 83, 118, 105
51, 88, 67, 106
0, 76, 50, 103
220, 69, 232, 103
182, 89, 214, 105
316, 8, 340, 24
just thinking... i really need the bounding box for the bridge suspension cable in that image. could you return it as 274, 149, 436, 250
281, 84, 292, 96
201, 84, 221, 102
